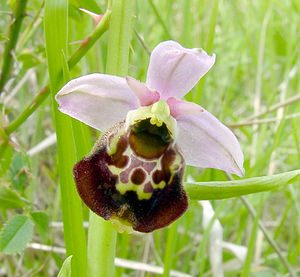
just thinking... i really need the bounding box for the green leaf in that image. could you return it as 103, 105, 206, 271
0, 215, 34, 254
0, 187, 28, 209
185, 170, 300, 200
30, 211, 49, 240
45, 0, 87, 276
9, 152, 31, 193
58, 256, 73, 277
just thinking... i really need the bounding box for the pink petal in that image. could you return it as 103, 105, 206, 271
168, 98, 244, 176
126, 76, 160, 106
56, 74, 139, 131
146, 41, 215, 99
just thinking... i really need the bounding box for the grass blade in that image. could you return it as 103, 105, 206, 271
186, 170, 300, 200
44, 1, 87, 276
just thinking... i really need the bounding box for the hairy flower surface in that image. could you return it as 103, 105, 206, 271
56, 41, 244, 233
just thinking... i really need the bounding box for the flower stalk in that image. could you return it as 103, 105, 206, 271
87, 0, 135, 276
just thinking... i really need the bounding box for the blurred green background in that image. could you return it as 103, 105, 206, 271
0, 0, 300, 276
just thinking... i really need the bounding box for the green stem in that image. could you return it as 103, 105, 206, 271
44, 1, 87, 276
87, 1, 135, 276
17, 0, 44, 50
225, 174, 296, 276
193, 0, 219, 104
162, 222, 178, 277
239, 93, 300, 123
105, 0, 135, 75
0, 0, 28, 94
134, 29, 151, 55
148, 0, 171, 39
5, 86, 49, 135
240, 195, 264, 277
68, 10, 111, 69
240, 196, 296, 277
206, 0, 220, 53
87, 214, 117, 277
4, 8, 112, 136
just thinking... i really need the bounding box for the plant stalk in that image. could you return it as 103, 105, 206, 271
87, 0, 135, 276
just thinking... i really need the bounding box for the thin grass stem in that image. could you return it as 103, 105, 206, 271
0, 0, 28, 93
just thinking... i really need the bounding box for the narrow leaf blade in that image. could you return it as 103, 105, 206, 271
185, 170, 300, 200
58, 255, 73, 277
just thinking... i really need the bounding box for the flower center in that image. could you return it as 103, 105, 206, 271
129, 120, 169, 160
105, 126, 184, 201
125, 100, 177, 140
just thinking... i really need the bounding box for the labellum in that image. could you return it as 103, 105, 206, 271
74, 102, 188, 233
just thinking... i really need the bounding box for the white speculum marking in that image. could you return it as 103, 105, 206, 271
109, 144, 164, 200
107, 133, 182, 200
106, 100, 183, 201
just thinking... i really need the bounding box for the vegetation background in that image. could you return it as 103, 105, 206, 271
0, 0, 299, 276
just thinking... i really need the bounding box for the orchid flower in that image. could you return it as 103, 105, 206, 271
56, 41, 244, 233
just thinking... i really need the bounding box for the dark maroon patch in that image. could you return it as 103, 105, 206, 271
73, 125, 188, 233
152, 170, 164, 184
134, 171, 188, 232
131, 168, 146, 185
108, 135, 129, 168
73, 147, 118, 220
153, 148, 176, 184
162, 149, 176, 167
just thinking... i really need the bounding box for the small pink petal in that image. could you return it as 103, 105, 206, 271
146, 41, 215, 99
55, 74, 139, 131
126, 76, 160, 106
168, 97, 204, 117
168, 98, 244, 176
